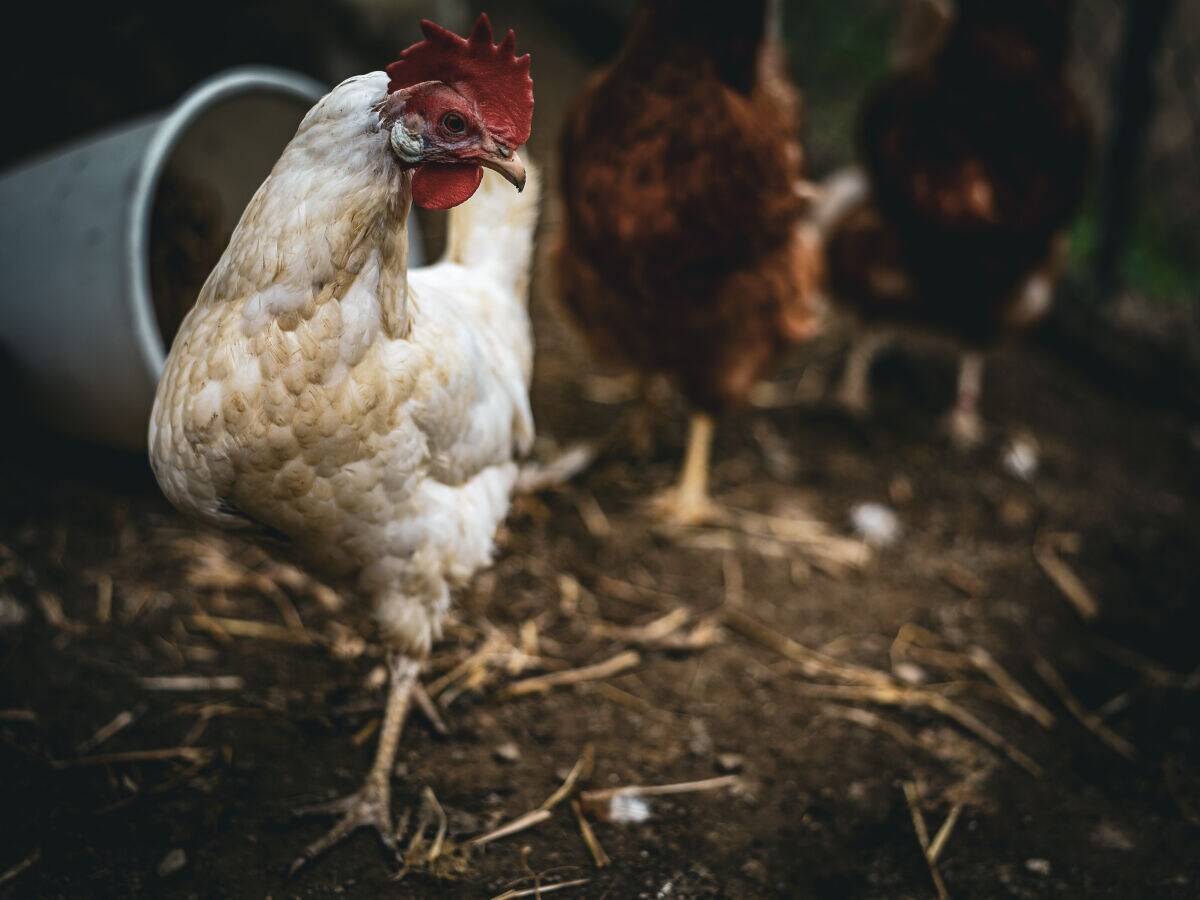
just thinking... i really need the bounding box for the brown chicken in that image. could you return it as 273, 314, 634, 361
820, 0, 1091, 448
553, 0, 820, 524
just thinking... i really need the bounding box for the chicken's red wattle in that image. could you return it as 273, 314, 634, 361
411, 163, 484, 210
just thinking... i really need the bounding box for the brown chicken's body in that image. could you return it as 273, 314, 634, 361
823, 0, 1090, 447
553, 0, 819, 522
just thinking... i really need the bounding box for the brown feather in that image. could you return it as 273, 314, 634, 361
553, 0, 818, 412
828, 0, 1092, 345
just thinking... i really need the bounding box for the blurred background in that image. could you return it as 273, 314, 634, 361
0, 2, 1197, 898
3, 0, 1196, 320
3, 0, 1195, 421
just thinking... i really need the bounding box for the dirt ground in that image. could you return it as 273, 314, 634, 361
3, 287, 1199, 900
2, 3, 1199, 898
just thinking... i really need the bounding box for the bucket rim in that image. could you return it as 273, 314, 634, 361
127, 65, 328, 386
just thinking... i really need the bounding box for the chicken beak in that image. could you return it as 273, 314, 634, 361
480, 148, 527, 192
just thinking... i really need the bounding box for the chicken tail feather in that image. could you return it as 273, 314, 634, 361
441, 154, 541, 297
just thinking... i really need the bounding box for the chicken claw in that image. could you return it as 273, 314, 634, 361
290, 784, 403, 876
289, 653, 420, 876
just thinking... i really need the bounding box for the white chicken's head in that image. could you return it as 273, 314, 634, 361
378, 14, 533, 210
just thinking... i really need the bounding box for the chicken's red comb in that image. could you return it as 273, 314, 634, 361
386, 14, 533, 149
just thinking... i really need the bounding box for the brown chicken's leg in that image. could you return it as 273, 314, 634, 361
650, 411, 717, 526
834, 329, 890, 419
943, 350, 986, 450
290, 652, 421, 875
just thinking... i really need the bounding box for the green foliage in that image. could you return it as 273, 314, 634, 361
1070, 206, 1199, 308
781, 0, 899, 171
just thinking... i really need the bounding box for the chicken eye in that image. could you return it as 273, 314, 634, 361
441, 112, 467, 135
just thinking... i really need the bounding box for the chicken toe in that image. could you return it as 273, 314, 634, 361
290, 784, 403, 875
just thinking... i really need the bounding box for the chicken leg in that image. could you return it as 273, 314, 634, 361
834, 329, 891, 419
290, 652, 421, 875
650, 411, 716, 526
943, 350, 986, 450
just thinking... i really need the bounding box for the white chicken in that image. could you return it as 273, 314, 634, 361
148, 15, 538, 871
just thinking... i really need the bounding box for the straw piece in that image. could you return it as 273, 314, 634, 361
422, 787, 449, 863
818, 704, 923, 749
0, 847, 39, 890
501, 651, 641, 699
412, 683, 450, 736
1033, 533, 1099, 621
968, 646, 1056, 729
139, 675, 245, 692
37, 591, 87, 635
790, 683, 1043, 776
95, 574, 113, 624
721, 607, 894, 689
490, 878, 592, 900
580, 774, 741, 807
1033, 656, 1136, 760
515, 442, 598, 494
710, 507, 871, 570
571, 490, 611, 538
187, 615, 312, 645
940, 563, 988, 598
928, 804, 963, 865
53, 747, 213, 768
76, 709, 138, 755
469, 808, 553, 847
1091, 636, 1189, 688
541, 744, 595, 812
572, 799, 611, 868
904, 781, 950, 900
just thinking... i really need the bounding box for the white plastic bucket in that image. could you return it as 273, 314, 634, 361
0, 66, 424, 451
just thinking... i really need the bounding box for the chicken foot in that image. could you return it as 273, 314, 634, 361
289, 652, 421, 876
942, 350, 986, 450
650, 411, 717, 526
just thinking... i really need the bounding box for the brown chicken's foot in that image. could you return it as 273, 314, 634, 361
943, 407, 986, 451
943, 351, 987, 451
289, 653, 421, 876
648, 412, 717, 527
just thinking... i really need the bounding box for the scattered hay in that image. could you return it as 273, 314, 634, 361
1033, 532, 1100, 622
76, 709, 140, 755
727, 611, 1042, 775
572, 799, 610, 867
501, 651, 641, 699
0, 847, 39, 890
578, 774, 742, 821
903, 781, 951, 900
489, 877, 592, 899
1033, 656, 1137, 760
138, 675, 245, 692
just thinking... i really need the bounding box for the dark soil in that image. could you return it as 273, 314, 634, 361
2, 3, 1198, 898
2, 289, 1199, 900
